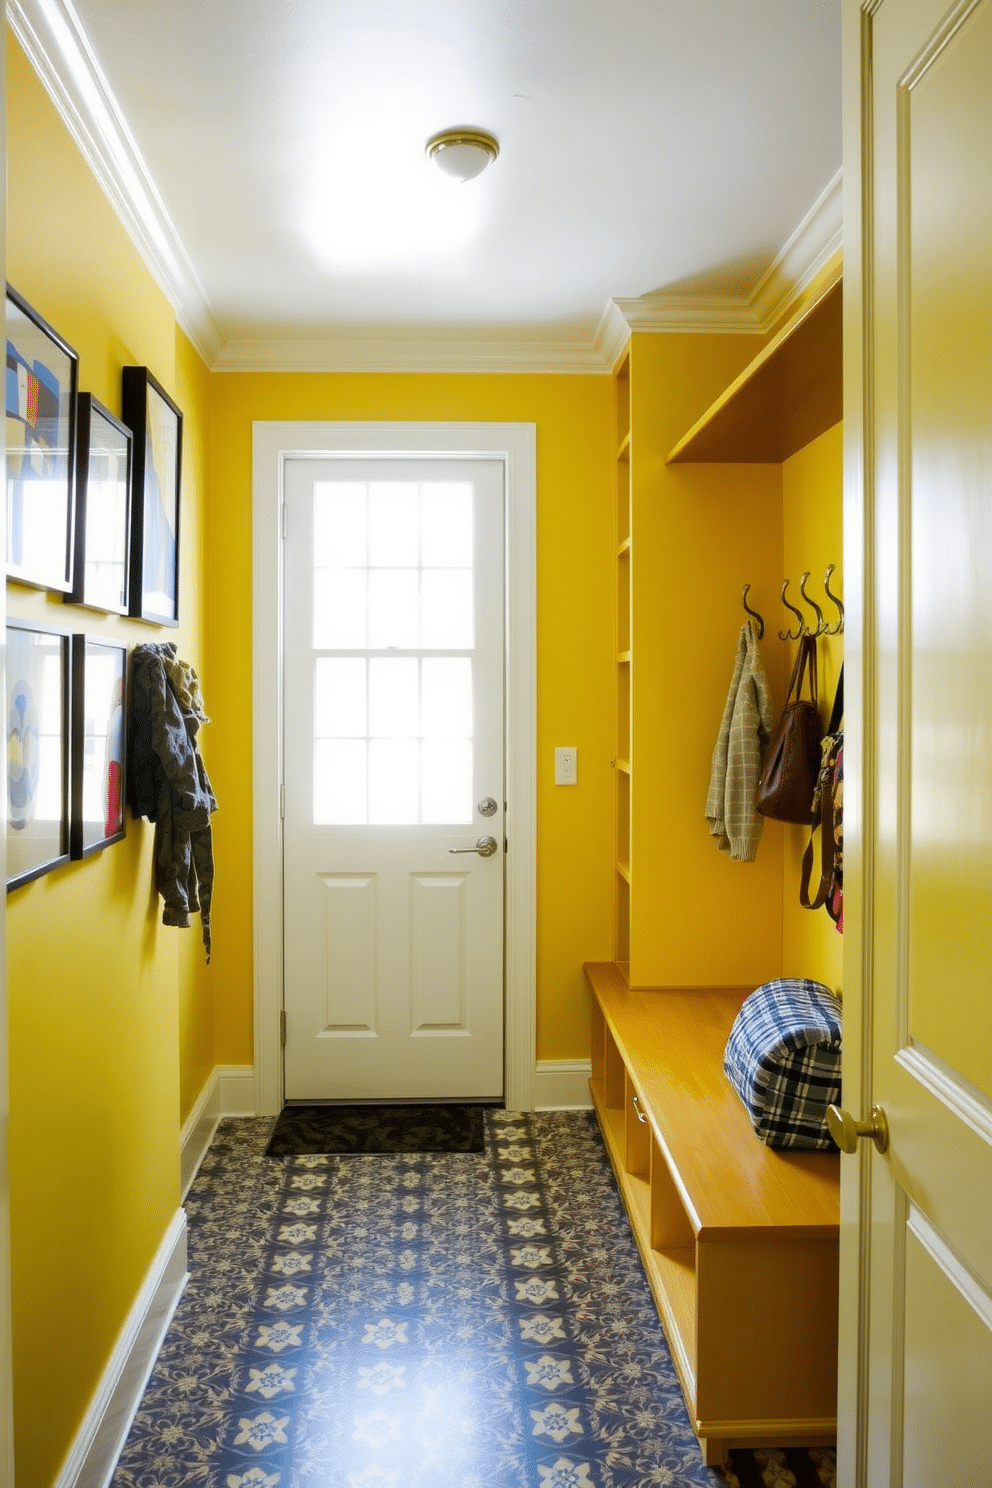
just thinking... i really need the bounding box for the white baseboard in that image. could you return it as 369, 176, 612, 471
180, 1064, 256, 1198
532, 1059, 593, 1110
54, 1209, 188, 1488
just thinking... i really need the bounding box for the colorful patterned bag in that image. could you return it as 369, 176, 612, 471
801, 666, 844, 931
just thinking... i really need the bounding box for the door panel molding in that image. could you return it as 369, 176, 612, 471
897, 1044, 992, 1143
252, 421, 537, 1115
317, 873, 378, 1035
409, 873, 468, 1031
908, 1202, 992, 1329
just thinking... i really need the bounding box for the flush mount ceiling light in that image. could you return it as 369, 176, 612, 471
425, 128, 500, 182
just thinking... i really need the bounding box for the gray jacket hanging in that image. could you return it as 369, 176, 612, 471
128, 642, 218, 960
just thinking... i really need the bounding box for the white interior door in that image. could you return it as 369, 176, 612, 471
282, 456, 505, 1101
841, 1, 992, 1481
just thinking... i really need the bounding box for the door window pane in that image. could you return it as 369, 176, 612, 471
369, 658, 418, 737
315, 739, 367, 824
316, 658, 366, 737
369, 569, 419, 648
422, 658, 472, 737
422, 739, 472, 823
369, 739, 418, 823
421, 570, 473, 648
310, 475, 485, 825
421, 482, 473, 566
314, 569, 367, 648
313, 482, 367, 567
369, 483, 419, 567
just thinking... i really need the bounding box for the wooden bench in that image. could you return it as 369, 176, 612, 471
584, 962, 840, 1467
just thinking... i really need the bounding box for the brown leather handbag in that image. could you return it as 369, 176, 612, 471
755, 635, 823, 824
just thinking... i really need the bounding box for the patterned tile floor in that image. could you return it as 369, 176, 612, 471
110, 1112, 836, 1488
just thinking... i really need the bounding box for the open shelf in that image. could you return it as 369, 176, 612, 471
665, 275, 842, 465
585, 961, 840, 1466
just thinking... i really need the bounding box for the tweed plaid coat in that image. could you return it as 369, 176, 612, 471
705, 619, 773, 862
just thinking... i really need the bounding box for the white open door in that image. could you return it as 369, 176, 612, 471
840, 2, 992, 1482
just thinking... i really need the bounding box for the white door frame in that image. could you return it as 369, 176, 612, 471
252, 421, 537, 1116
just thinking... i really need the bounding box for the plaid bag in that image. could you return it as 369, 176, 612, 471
723, 978, 842, 1150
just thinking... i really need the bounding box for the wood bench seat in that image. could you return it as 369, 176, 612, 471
584, 961, 840, 1467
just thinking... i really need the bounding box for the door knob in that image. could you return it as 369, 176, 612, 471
477, 796, 499, 817
449, 835, 499, 857
826, 1103, 889, 1154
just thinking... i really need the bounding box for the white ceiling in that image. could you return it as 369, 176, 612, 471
13, 0, 843, 370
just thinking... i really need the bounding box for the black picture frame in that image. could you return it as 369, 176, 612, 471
5, 285, 78, 593
68, 393, 132, 614
6, 620, 71, 890
70, 637, 127, 859
122, 366, 182, 626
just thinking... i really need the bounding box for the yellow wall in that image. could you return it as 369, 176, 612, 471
621, 331, 844, 995
5, 35, 212, 1487
207, 372, 616, 1063
626, 331, 787, 987
780, 422, 845, 991
4, 18, 843, 1486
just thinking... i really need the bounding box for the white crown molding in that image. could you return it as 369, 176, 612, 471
593, 299, 633, 371
613, 292, 765, 336
10, 0, 841, 372
747, 167, 844, 328
212, 330, 613, 376
612, 167, 843, 338
7, 0, 224, 366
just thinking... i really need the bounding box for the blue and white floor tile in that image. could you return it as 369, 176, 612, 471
110, 1112, 836, 1488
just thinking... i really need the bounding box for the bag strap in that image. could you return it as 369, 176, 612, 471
783, 636, 807, 705
826, 663, 844, 735
800, 633, 818, 705
800, 758, 837, 909
785, 633, 818, 706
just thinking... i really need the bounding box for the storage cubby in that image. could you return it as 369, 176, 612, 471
585, 961, 840, 1467
613, 349, 633, 966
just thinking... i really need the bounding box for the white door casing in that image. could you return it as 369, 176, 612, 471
282, 456, 506, 1101
0, 34, 16, 1483
840, 2, 992, 1483
252, 422, 536, 1116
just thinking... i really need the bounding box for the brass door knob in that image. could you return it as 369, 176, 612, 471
826, 1103, 889, 1154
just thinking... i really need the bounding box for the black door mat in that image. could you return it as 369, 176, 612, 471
265, 1102, 492, 1156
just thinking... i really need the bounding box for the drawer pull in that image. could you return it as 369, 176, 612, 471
632, 1093, 647, 1124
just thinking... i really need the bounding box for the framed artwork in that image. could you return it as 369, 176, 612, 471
6, 620, 71, 890
5, 285, 78, 593
70, 637, 127, 859
122, 365, 182, 626
68, 394, 132, 613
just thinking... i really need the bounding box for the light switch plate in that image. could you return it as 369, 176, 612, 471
555, 747, 577, 786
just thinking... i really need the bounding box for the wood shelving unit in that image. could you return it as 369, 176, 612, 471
586, 961, 840, 1467
613, 353, 632, 964
665, 275, 842, 465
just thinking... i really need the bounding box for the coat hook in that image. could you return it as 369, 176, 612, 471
799, 570, 827, 636
824, 563, 845, 634
741, 584, 764, 639
778, 579, 806, 641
